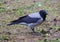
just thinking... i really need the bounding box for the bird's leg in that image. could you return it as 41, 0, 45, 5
31, 27, 36, 33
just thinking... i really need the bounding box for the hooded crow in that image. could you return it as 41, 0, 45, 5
7, 10, 48, 33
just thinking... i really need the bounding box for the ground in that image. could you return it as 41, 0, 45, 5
0, 0, 60, 42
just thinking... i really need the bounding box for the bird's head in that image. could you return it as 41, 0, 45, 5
39, 10, 48, 15
39, 10, 48, 21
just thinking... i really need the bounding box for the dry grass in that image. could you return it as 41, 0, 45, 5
0, 0, 60, 42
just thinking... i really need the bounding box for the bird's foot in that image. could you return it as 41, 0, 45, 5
31, 28, 36, 33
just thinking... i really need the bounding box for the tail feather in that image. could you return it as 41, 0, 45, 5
7, 20, 21, 26
7, 15, 27, 26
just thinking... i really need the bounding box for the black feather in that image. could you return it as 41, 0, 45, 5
7, 15, 28, 26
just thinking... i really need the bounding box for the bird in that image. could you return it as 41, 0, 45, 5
7, 10, 48, 33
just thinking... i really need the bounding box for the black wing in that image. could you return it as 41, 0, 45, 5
20, 16, 40, 23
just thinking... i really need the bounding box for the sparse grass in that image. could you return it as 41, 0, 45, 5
0, 0, 60, 42
0, 7, 6, 13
